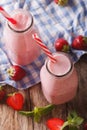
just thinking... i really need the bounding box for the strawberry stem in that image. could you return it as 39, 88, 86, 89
62, 45, 70, 52
58, 0, 68, 6
0, 86, 2, 90
7, 92, 16, 97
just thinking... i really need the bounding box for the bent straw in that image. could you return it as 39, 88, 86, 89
32, 33, 56, 63
0, 6, 17, 24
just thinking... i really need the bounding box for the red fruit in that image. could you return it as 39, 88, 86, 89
54, 38, 69, 52
7, 65, 26, 81
6, 92, 24, 110
0, 86, 6, 102
84, 123, 87, 130
54, 0, 58, 4
46, 118, 64, 130
54, 0, 68, 6
72, 35, 87, 51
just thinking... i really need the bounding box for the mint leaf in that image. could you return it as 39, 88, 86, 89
72, 116, 84, 126
40, 104, 55, 115
19, 104, 55, 122
69, 126, 78, 130
61, 111, 84, 130
67, 111, 78, 120
19, 110, 34, 116
67, 111, 84, 127
34, 104, 55, 122
34, 107, 42, 122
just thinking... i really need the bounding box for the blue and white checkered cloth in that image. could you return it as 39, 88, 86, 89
0, 0, 87, 89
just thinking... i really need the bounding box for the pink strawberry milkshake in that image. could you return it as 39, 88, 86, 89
40, 52, 78, 104
3, 9, 40, 65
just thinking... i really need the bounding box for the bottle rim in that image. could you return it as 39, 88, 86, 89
46, 52, 73, 77
7, 13, 33, 33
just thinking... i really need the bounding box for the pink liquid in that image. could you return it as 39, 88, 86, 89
40, 52, 78, 104
48, 53, 71, 76
3, 9, 40, 65
10, 10, 32, 31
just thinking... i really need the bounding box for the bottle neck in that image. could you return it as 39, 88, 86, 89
46, 52, 73, 78
8, 16, 33, 33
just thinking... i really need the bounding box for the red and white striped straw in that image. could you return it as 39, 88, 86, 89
32, 33, 56, 63
0, 6, 17, 24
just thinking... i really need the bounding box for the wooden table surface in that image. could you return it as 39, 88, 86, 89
0, 54, 87, 130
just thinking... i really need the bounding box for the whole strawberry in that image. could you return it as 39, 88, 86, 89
0, 86, 6, 102
7, 65, 26, 81
6, 92, 24, 110
54, 0, 68, 6
54, 38, 70, 52
72, 35, 87, 51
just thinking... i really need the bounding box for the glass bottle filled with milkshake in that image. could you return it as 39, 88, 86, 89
3, 9, 40, 65
40, 52, 78, 105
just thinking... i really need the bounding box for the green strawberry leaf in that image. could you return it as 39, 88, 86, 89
62, 45, 69, 52
83, 37, 87, 44
58, 0, 68, 6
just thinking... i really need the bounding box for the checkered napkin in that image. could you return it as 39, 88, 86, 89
0, 0, 87, 90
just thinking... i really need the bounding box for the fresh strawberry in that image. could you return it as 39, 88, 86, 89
6, 92, 24, 110
7, 65, 26, 81
54, 0, 58, 4
46, 111, 84, 130
54, 0, 68, 6
46, 118, 64, 130
0, 86, 6, 102
54, 38, 70, 52
71, 35, 87, 51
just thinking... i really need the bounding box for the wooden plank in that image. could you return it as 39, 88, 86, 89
66, 54, 87, 130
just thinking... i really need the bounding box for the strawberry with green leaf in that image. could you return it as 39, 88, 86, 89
7, 65, 26, 81
0, 86, 6, 102
46, 111, 84, 130
71, 35, 87, 51
54, 38, 70, 52
54, 0, 68, 6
